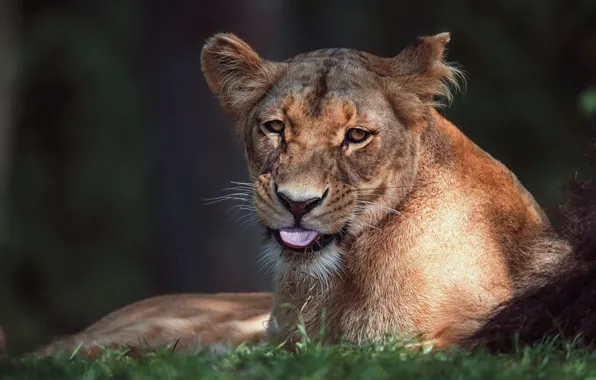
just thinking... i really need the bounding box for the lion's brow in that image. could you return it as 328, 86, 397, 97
309, 65, 331, 116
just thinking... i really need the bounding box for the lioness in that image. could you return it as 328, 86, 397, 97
34, 32, 570, 357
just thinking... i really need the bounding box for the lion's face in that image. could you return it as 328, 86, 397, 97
202, 33, 459, 276
247, 59, 420, 253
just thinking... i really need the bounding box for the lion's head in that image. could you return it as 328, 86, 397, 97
201, 33, 462, 281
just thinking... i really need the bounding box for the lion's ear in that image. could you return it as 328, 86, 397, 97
201, 33, 286, 118
393, 33, 451, 76
384, 32, 463, 105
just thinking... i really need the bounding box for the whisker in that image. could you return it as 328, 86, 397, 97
358, 219, 382, 232
355, 200, 401, 215
354, 181, 445, 193
227, 204, 256, 211
202, 196, 252, 205
238, 215, 260, 227
219, 187, 253, 193
354, 205, 400, 215
225, 205, 256, 215
226, 186, 254, 192
207, 192, 251, 199
230, 181, 255, 188
354, 188, 411, 193
346, 217, 381, 232
227, 207, 260, 225
355, 192, 403, 198
353, 209, 397, 220
355, 209, 392, 221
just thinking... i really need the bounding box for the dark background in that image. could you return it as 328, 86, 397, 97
0, 0, 595, 354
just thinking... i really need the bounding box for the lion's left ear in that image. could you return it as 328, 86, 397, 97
379, 32, 463, 105
201, 33, 286, 119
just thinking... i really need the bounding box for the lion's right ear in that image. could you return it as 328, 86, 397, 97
201, 34, 286, 118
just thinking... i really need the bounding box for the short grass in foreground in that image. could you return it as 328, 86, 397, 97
2, 339, 596, 380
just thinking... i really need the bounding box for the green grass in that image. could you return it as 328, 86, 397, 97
3, 340, 596, 380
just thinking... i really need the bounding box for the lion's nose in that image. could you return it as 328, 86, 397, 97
275, 187, 328, 222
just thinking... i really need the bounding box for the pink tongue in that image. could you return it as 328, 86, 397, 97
279, 227, 320, 248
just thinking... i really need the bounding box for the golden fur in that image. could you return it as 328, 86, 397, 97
32, 32, 568, 357
35, 293, 272, 357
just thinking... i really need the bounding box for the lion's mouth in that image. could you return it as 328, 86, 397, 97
270, 227, 338, 253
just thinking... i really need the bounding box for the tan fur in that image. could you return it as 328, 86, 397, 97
35, 293, 273, 357
34, 32, 563, 357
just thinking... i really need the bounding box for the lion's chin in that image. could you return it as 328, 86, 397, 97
266, 227, 340, 253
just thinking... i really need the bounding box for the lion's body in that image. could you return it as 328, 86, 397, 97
33, 32, 573, 357
268, 109, 558, 348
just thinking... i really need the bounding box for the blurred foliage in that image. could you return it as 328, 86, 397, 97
580, 88, 596, 116
0, 0, 594, 355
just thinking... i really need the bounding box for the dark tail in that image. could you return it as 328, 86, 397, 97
469, 177, 596, 351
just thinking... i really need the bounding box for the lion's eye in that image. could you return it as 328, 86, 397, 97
262, 120, 285, 134
345, 128, 371, 144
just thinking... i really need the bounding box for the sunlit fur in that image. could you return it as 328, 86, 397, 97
34, 293, 273, 358
201, 32, 569, 349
